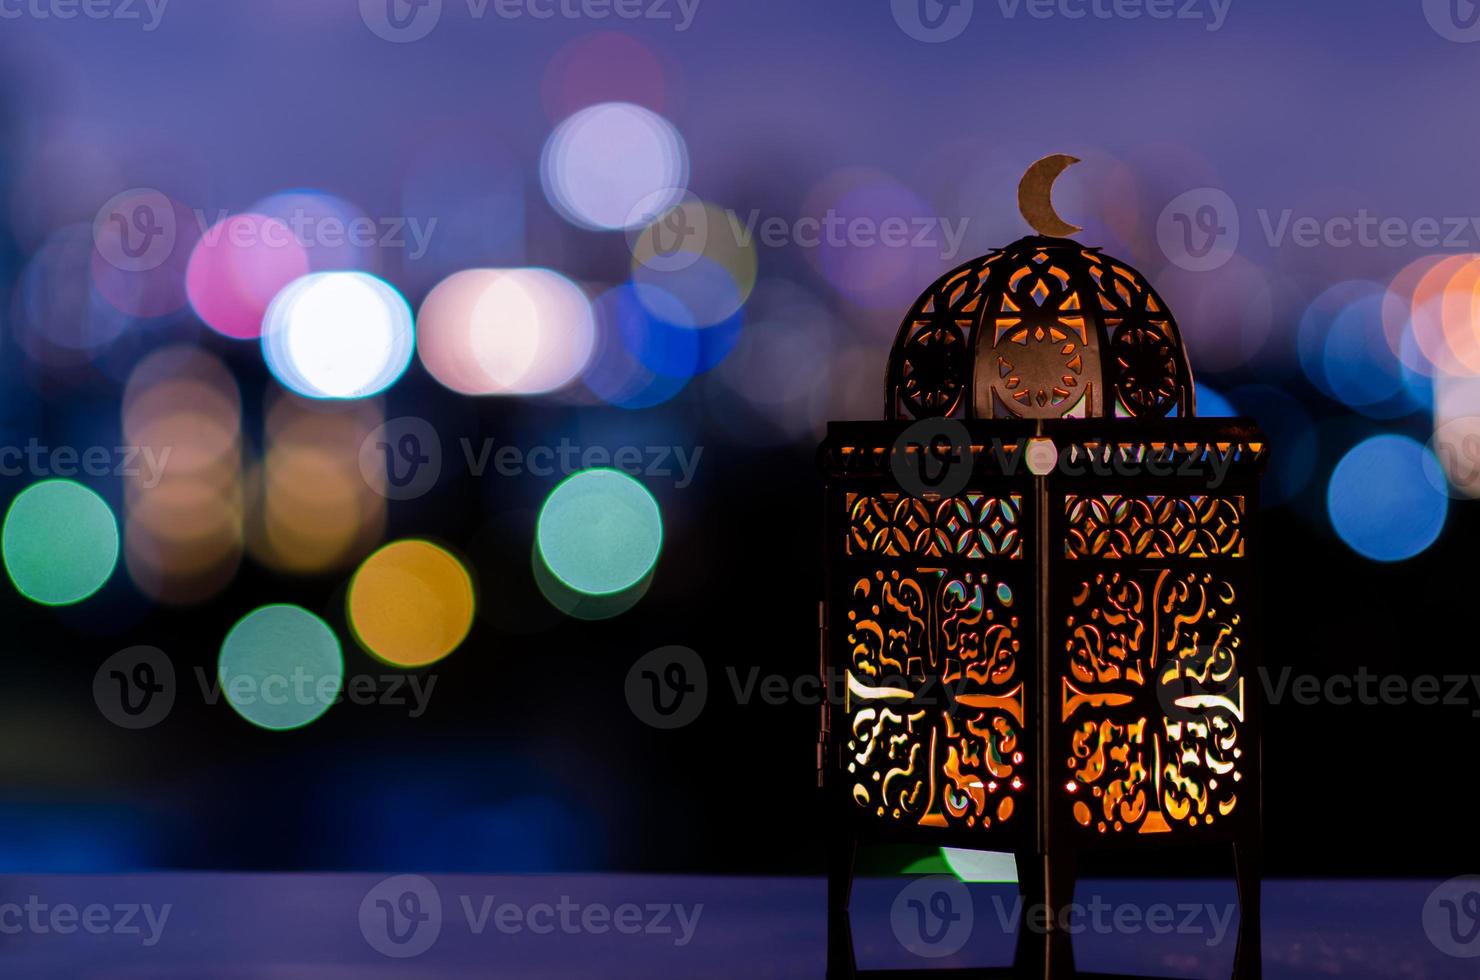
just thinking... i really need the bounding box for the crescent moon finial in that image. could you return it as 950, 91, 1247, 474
1018, 154, 1083, 238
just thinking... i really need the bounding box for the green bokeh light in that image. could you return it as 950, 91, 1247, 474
218, 604, 344, 731
941, 847, 1019, 883
2, 480, 120, 606
536, 469, 663, 596
531, 543, 653, 620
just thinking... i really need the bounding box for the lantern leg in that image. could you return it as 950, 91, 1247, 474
1232, 840, 1262, 979
1041, 849, 1077, 979
1006, 846, 1053, 977
826, 836, 858, 980
1018, 852, 1077, 980
1011, 850, 1044, 975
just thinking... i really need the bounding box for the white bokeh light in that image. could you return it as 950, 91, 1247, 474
262, 272, 414, 399
540, 103, 688, 231
417, 268, 595, 396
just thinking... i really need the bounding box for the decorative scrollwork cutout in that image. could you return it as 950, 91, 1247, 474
885, 239, 1194, 420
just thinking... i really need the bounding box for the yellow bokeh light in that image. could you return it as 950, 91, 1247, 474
629, 198, 758, 324
348, 540, 475, 668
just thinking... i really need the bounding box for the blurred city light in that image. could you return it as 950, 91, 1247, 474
247, 393, 386, 575
536, 469, 662, 597
542, 32, 670, 120
122, 345, 244, 605
1328, 435, 1447, 562
1195, 385, 1236, 418
617, 280, 742, 378
2, 479, 118, 606
349, 540, 476, 668
1322, 291, 1424, 418
583, 284, 693, 409
533, 551, 653, 621
90, 190, 197, 320
14, 224, 133, 368
417, 268, 594, 396
250, 190, 377, 273
629, 198, 756, 327
261, 271, 415, 399
187, 214, 310, 340
540, 102, 688, 232
218, 604, 344, 731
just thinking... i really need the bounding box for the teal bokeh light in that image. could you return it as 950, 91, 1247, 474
536, 469, 663, 596
2, 480, 119, 606
218, 604, 344, 731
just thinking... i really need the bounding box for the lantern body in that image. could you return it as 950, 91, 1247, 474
820, 418, 1264, 842
818, 235, 1266, 978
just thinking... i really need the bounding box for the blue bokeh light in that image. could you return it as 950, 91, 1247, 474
1195, 385, 1236, 418
1327, 435, 1447, 562
1297, 280, 1384, 399
1322, 293, 1423, 418
585, 285, 692, 409
618, 281, 743, 379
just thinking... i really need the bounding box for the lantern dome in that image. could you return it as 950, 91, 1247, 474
885, 235, 1196, 421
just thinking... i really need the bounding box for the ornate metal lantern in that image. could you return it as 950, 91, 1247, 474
818, 159, 1267, 978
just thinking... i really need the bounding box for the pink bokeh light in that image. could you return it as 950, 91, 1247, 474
186, 213, 310, 340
